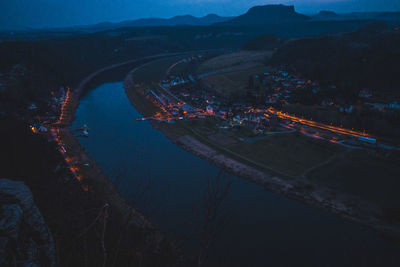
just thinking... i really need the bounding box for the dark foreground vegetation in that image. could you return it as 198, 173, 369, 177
0, 30, 185, 267
0, 118, 183, 266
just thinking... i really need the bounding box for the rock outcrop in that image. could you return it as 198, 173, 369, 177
0, 178, 55, 267
219, 4, 310, 25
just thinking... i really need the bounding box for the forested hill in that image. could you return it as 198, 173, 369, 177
269, 22, 400, 94
76, 14, 233, 31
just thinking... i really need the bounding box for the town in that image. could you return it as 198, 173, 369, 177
134, 55, 399, 152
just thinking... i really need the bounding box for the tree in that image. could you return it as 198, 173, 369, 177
198, 170, 232, 266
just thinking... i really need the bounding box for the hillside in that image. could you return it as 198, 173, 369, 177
241, 34, 281, 50
311, 11, 400, 22
269, 23, 400, 94
70, 14, 233, 32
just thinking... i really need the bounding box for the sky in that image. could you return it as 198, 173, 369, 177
1, 0, 400, 30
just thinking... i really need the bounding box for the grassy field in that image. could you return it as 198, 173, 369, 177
180, 118, 345, 179
169, 112, 400, 212
307, 150, 400, 208
201, 65, 274, 96
227, 133, 344, 177
197, 50, 274, 97
196, 50, 272, 74
160, 121, 191, 140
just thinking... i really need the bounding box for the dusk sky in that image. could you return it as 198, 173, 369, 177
1, 0, 400, 30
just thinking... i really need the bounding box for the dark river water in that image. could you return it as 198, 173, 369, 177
72, 81, 399, 267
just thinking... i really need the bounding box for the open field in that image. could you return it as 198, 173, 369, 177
197, 51, 274, 97
196, 50, 273, 74
307, 150, 400, 208
227, 132, 344, 177
179, 119, 342, 178
201, 65, 274, 96
182, 118, 400, 215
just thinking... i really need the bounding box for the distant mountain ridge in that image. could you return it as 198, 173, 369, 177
311, 10, 400, 21
74, 14, 233, 31
4, 4, 400, 34
218, 4, 310, 25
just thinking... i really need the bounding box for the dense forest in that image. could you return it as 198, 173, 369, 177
269, 22, 400, 96
241, 34, 282, 50
0, 34, 179, 115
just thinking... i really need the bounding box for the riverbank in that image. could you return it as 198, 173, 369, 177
46, 55, 196, 266
53, 58, 165, 227
48, 50, 226, 266
123, 57, 400, 239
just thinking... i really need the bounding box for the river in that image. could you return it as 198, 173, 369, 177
72, 81, 399, 266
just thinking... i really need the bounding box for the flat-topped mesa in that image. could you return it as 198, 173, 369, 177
219, 4, 310, 25
313, 10, 341, 20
